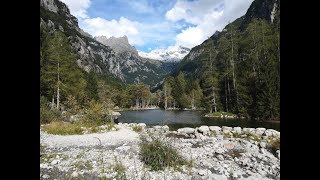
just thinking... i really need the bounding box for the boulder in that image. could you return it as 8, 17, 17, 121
198, 169, 207, 176
162, 125, 170, 132
71, 171, 79, 178
215, 147, 225, 154
276, 150, 280, 159
51, 159, 60, 165
264, 129, 280, 138
198, 126, 210, 135
217, 155, 224, 161
255, 128, 266, 136
222, 126, 232, 131
232, 127, 242, 134
138, 123, 146, 128
177, 127, 195, 134
243, 128, 255, 134
209, 126, 221, 133
259, 141, 267, 149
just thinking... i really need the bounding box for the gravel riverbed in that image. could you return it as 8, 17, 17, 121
40, 123, 280, 180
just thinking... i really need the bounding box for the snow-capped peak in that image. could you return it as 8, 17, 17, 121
138, 45, 190, 62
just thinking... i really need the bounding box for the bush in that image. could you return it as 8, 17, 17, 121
40, 96, 61, 124
82, 100, 107, 126
113, 157, 127, 180
132, 125, 143, 132
139, 136, 191, 171
268, 138, 280, 155
43, 121, 82, 135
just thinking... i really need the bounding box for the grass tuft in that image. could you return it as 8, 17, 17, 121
139, 136, 192, 171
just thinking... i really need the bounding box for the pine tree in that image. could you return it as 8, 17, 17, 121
41, 31, 87, 110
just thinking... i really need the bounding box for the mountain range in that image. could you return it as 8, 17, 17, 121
41, 0, 279, 90
40, 0, 187, 87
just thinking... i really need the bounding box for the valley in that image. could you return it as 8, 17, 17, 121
40, 0, 280, 179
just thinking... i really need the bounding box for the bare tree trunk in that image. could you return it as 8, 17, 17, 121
136, 98, 139, 108
191, 91, 195, 110
212, 85, 217, 112
230, 27, 239, 110
158, 95, 161, 107
51, 94, 55, 109
164, 85, 167, 110
56, 61, 60, 110
225, 76, 228, 112
173, 99, 176, 110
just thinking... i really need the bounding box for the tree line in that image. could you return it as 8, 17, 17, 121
160, 19, 280, 121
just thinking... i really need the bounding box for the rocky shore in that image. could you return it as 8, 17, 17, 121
40, 123, 280, 180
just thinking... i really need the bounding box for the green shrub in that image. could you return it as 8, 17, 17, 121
113, 157, 127, 180
40, 96, 61, 124
132, 125, 143, 132
43, 121, 83, 135
82, 100, 106, 126
268, 138, 280, 155
139, 136, 191, 171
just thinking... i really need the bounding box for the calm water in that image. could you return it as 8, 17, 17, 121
117, 109, 280, 131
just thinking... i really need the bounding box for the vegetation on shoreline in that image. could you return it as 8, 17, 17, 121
204, 111, 237, 117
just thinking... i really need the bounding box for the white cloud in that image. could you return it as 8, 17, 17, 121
166, 0, 253, 48
60, 0, 254, 54
60, 0, 177, 47
82, 17, 144, 45
60, 0, 91, 19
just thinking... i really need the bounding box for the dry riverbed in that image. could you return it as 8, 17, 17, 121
40, 123, 280, 180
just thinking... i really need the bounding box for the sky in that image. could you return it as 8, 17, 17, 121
60, 0, 253, 54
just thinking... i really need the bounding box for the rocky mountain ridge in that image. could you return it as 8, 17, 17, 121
40, 0, 171, 86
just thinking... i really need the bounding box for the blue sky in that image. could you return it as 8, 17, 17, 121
60, 0, 253, 53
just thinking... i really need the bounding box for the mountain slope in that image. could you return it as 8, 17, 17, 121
174, 0, 280, 77
162, 0, 280, 120
40, 0, 169, 86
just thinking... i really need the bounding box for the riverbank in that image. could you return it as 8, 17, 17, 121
40, 123, 280, 179
114, 107, 160, 111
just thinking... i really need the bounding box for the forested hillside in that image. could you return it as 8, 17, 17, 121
160, 0, 280, 121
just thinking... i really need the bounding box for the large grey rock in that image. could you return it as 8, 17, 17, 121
243, 128, 255, 134
222, 126, 232, 131
162, 125, 170, 132
138, 123, 146, 128
51, 159, 60, 165
232, 127, 242, 134
259, 142, 267, 149
217, 154, 224, 161
71, 171, 79, 178
255, 128, 266, 136
198, 126, 210, 135
42, 174, 50, 179
177, 127, 195, 134
215, 148, 225, 154
209, 126, 221, 133
264, 129, 280, 138
276, 150, 280, 159
198, 169, 207, 176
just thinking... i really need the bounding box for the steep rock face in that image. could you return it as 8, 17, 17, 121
240, 0, 280, 30
40, 0, 170, 86
95, 35, 138, 55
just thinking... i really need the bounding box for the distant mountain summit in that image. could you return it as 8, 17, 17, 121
138, 46, 190, 62
95, 35, 139, 56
